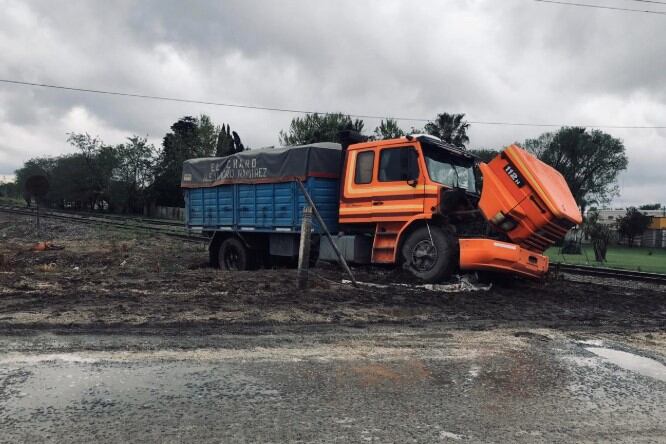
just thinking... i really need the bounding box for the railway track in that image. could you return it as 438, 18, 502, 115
553, 263, 666, 285
0, 204, 208, 243
3, 204, 665, 284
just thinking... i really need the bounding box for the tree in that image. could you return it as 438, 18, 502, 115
48, 154, 96, 208
16, 139, 122, 211
374, 118, 404, 140
66, 132, 119, 209
639, 203, 661, 211
583, 209, 612, 262
216, 124, 234, 156
523, 133, 553, 159
523, 127, 628, 214
196, 114, 219, 158
151, 116, 200, 207
469, 149, 499, 163
0, 181, 19, 200
15, 157, 55, 195
618, 207, 652, 247
215, 123, 246, 157
279, 113, 364, 146
112, 136, 156, 213
151, 116, 239, 207
423, 113, 470, 147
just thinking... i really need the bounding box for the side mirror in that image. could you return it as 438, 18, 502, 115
407, 179, 418, 188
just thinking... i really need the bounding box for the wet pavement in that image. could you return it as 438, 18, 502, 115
1, 327, 665, 443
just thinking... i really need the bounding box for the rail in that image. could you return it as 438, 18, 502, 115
553, 263, 666, 285
3, 204, 665, 284
0, 204, 207, 242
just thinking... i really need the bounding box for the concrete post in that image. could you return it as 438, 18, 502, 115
298, 206, 313, 290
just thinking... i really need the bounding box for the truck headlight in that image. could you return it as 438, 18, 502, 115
491, 212, 506, 225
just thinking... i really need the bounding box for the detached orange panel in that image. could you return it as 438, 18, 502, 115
459, 238, 549, 279
478, 145, 582, 253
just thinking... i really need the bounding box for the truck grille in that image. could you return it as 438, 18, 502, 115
519, 218, 574, 253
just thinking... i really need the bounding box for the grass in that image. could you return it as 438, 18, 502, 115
0, 197, 24, 206
546, 245, 666, 274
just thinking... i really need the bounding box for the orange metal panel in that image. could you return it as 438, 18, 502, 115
478, 145, 582, 253
339, 138, 446, 264
503, 145, 582, 224
339, 139, 434, 225
459, 238, 549, 279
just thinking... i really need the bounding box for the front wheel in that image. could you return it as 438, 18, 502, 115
401, 225, 457, 283
219, 237, 250, 271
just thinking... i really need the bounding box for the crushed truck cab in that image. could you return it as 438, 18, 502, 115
459, 144, 582, 278
182, 134, 582, 282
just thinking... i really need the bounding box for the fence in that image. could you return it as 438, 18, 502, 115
630, 229, 666, 248
145, 205, 185, 221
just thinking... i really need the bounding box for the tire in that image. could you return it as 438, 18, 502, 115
218, 237, 250, 271
401, 225, 457, 283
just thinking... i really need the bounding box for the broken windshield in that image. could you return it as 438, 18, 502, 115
422, 145, 477, 193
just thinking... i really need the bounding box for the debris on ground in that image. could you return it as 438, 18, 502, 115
35, 262, 57, 272
342, 274, 492, 292
32, 241, 65, 251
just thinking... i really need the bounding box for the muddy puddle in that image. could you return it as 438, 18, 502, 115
585, 346, 666, 382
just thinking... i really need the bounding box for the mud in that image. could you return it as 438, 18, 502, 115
2, 212, 666, 443
0, 212, 664, 335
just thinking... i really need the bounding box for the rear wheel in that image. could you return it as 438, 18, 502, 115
401, 225, 457, 283
219, 237, 250, 271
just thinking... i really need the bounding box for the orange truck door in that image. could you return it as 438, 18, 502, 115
370, 145, 424, 220
340, 144, 425, 224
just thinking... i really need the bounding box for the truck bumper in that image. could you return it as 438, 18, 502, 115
458, 238, 549, 279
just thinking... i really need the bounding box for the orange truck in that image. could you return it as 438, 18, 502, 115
182, 133, 582, 282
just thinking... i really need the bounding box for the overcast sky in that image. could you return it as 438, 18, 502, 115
1, 0, 664, 206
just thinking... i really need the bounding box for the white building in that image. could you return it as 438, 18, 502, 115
589, 208, 666, 248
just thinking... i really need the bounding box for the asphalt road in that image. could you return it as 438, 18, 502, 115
1, 326, 665, 443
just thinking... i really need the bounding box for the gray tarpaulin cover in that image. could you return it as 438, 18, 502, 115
181, 143, 342, 188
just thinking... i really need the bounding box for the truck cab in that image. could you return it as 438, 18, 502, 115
334, 134, 582, 282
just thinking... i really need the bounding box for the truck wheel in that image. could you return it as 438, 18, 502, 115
219, 237, 249, 271
402, 226, 457, 283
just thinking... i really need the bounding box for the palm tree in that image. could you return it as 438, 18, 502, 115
374, 118, 405, 140
424, 113, 470, 147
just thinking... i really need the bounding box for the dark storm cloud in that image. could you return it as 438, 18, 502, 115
0, 0, 664, 205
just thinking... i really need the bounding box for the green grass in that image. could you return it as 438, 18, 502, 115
0, 197, 24, 206
546, 245, 666, 274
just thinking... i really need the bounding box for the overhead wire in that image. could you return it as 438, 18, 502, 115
533, 0, 666, 15
623, 0, 666, 5
1, 78, 665, 129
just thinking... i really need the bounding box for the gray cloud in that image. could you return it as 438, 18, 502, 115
0, 0, 664, 206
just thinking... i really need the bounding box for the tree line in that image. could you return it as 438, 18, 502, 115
1, 109, 637, 222
278, 112, 629, 215
4, 115, 245, 212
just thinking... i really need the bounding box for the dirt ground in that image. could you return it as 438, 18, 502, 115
2, 212, 666, 443
1, 212, 664, 334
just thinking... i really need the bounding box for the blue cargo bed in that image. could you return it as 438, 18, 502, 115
185, 177, 339, 234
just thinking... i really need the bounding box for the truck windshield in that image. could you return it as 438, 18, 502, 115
422, 145, 477, 193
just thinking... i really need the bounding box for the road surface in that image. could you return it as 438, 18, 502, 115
1, 326, 664, 443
